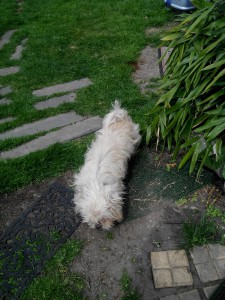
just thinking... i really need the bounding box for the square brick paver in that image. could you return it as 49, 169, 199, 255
160, 289, 201, 300
151, 250, 193, 288
204, 285, 219, 299
191, 244, 225, 283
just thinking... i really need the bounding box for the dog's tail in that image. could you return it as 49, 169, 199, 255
112, 100, 121, 111
102, 100, 129, 127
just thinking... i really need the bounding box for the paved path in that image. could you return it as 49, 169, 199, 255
1, 116, 102, 159
0, 31, 101, 158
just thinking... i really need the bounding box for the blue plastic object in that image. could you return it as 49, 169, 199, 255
164, 0, 195, 11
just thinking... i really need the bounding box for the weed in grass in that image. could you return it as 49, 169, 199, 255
207, 204, 223, 218
20, 239, 86, 300
175, 197, 188, 207
182, 215, 219, 250
120, 270, 141, 300
106, 232, 114, 240
206, 204, 225, 224
175, 193, 198, 207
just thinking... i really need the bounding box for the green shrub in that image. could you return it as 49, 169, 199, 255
146, 0, 225, 178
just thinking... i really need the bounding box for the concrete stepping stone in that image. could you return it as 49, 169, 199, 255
0, 86, 12, 96
0, 117, 16, 124
160, 289, 201, 300
203, 284, 219, 299
0, 116, 102, 159
0, 112, 85, 140
10, 38, 28, 60
32, 78, 92, 97
0, 30, 17, 50
151, 250, 193, 288
190, 244, 225, 283
0, 66, 20, 76
133, 46, 160, 94
34, 93, 76, 110
0, 98, 12, 105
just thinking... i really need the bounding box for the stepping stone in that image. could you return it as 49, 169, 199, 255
0, 116, 102, 159
160, 289, 201, 300
0, 98, 12, 105
133, 46, 160, 94
0, 86, 12, 96
151, 250, 193, 288
32, 78, 92, 97
0, 66, 20, 76
0, 30, 17, 50
0, 112, 85, 140
10, 38, 28, 60
34, 93, 76, 110
204, 285, 219, 299
190, 244, 225, 283
0, 117, 15, 124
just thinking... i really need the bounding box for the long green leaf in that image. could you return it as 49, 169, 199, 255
196, 146, 212, 178
192, 0, 212, 9
178, 146, 195, 170
181, 137, 200, 149
207, 123, 225, 141
203, 33, 225, 54
161, 33, 182, 42
204, 68, 225, 92
185, 6, 214, 36
215, 139, 222, 161
156, 84, 180, 105
147, 106, 162, 116
206, 109, 225, 116
190, 142, 201, 174
202, 59, 225, 71
146, 126, 152, 145
196, 117, 225, 132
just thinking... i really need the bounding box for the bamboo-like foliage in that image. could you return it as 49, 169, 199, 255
146, 0, 225, 178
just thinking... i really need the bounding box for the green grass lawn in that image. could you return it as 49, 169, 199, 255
19, 239, 87, 300
0, 0, 172, 194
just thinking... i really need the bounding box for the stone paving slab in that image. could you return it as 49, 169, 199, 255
0, 30, 17, 50
34, 93, 76, 110
0, 112, 85, 140
10, 38, 28, 60
151, 250, 193, 288
0, 86, 12, 96
0, 116, 102, 159
32, 78, 92, 97
132, 46, 160, 94
0, 117, 15, 125
204, 285, 219, 299
0, 66, 20, 76
160, 289, 201, 300
190, 244, 225, 283
0, 98, 12, 105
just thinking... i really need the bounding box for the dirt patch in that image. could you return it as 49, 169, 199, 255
0, 148, 224, 299
71, 183, 225, 300
145, 23, 178, 37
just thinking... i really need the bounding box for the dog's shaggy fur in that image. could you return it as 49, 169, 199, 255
73, 101, 141, 230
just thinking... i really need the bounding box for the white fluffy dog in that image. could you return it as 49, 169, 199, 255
73, 101, 141, 230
